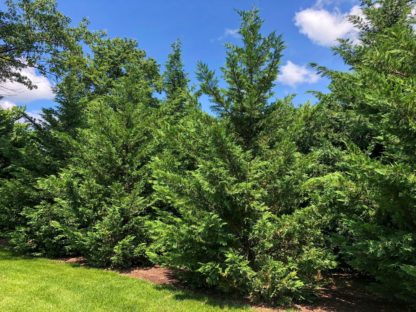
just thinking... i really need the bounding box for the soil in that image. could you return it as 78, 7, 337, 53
121, 266, 178, 285
62, 256, 87, 265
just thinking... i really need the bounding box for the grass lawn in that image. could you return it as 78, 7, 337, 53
0, 248, 252, 312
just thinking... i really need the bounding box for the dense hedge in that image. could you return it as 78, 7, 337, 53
0, 0, 415, 307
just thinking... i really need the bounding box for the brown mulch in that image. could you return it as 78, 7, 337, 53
121, 265, 178, 285
62, 256, 87, 265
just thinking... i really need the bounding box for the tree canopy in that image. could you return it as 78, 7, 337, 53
0, 0, 415, 308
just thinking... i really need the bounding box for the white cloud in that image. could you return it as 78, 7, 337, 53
0, 67, 54, 104
295, 5, 362, 46
224, 28, 239, 38
0, 100, 17, 110
278, 61, 320, 87
213, 28, 240, 42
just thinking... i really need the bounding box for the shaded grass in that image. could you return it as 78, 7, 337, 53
0, 248, 251, 312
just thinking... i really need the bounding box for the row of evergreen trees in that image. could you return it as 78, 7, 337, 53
1, 0, 415, 306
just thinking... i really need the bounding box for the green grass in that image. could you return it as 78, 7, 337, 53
0, 248, 252, 312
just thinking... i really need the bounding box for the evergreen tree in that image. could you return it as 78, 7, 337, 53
0, 0, 89, 235
308, 0, 416, 304
197, 10, 284, 150
164, 40, 189, 100
1, 1, 414, 307
0, 106, 50, 233
11, 44, 162, 266
0, 107, 26, 231
40, 37, 157, 166
159, 39, 197, 120
149, 9, 335, 304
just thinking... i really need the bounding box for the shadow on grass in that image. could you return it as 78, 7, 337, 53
0, 243, 37, 261
155, 284, 251, 310
0, 250, 21, 260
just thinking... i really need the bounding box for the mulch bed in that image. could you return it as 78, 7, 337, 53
121, 266, 178, 285
62, 256, 87, 265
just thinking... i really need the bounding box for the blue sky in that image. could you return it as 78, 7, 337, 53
1, 0, 362, 115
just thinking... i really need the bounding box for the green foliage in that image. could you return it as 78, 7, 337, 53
308, 0, 416, 304
149, 107, 335, 304
164, 40, 189, 100
1, 0, 415, 308
148, 10, 335, 305
250, 209, 336, 303
9, 41, 162, 267
0, 107, 24, 180
197, 9, 284, 149
0, 107, 50, 233
305, 149, 416, 304
0, 0, 87, 90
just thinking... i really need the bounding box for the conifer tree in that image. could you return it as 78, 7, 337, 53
0, 0, 89, 235
2, 1, 414, 307
150, 9, 335, 304
164, 40, 189, 100
10, 39, 162, 267
308, 0, 416, 303
197, 10, 284, 150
